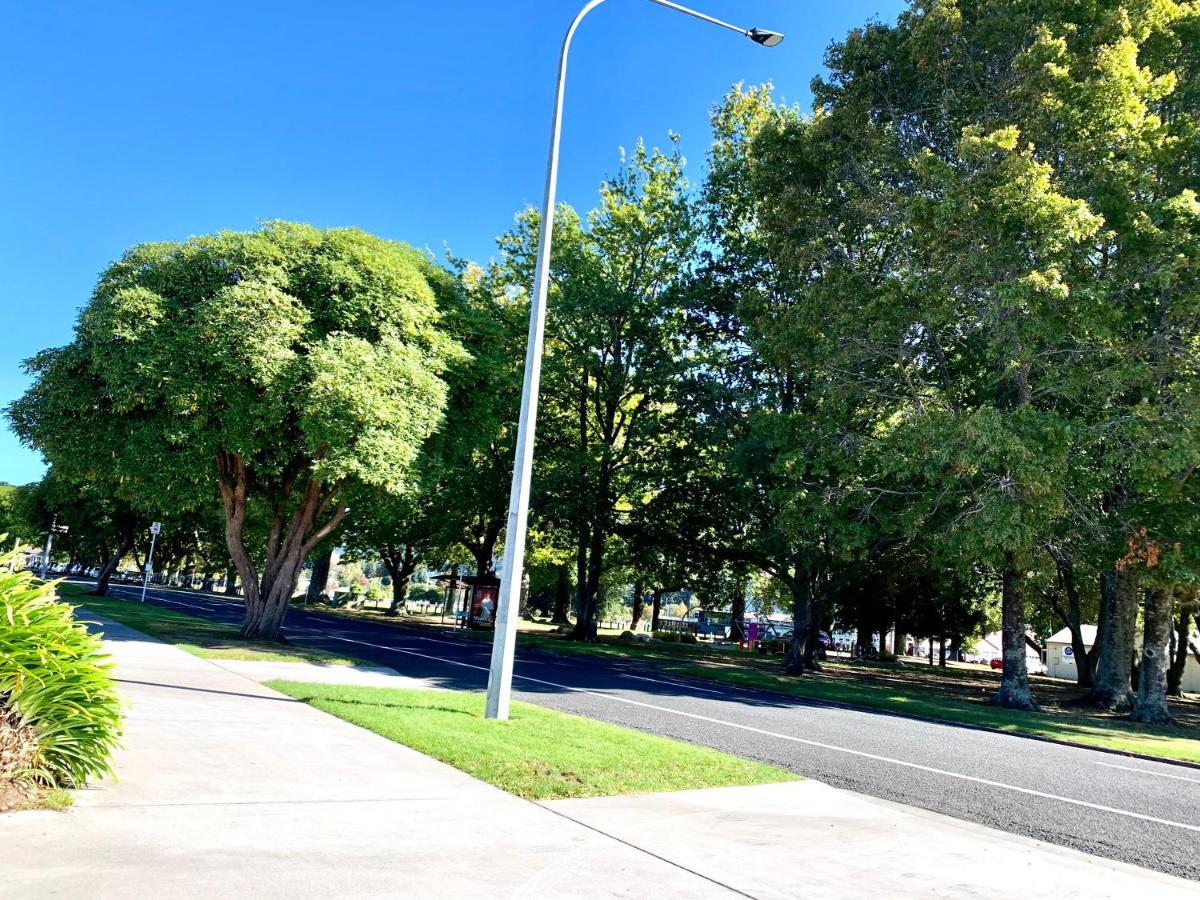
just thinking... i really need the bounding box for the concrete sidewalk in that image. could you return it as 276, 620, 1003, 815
2, 619, 1195, 899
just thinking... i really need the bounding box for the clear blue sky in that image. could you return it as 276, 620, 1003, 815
0, 0, 906, 485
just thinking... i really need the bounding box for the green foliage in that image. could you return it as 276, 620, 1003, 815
408, 585, 442, 605
11, 222, 460, 509
0, 559, 122, 787
9, 222, 466, 639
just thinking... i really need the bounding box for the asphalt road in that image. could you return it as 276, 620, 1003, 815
95, 582, 1200, 881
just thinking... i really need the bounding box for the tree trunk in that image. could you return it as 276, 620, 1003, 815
572, 507, 605, 642
650, 588, 663, 632
94, 534, 134, 597
305, 546, 333, 605
1132, 587, 1173, 724
804, 579, 823, 670
784, 575, 813, 676
1050, 549, 1093, 689
993, 551, 1037, 710
571, 368, 593, 640
630, 579, 645, 631
938, 636, 947, 667
1087, 568, 1137, 710
551, 564, 570, 624
385, 546, 415, 617
218, 452, 348, 641
729, 585, 746, 643
472, 542, 495, 580
224, 564, 239, 596
1167, 606, 1192, 697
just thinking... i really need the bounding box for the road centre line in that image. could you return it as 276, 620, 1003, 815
1096, 761, 1200, 785
321, 634, 1200, 835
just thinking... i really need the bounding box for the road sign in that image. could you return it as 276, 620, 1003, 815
51, 523, 69, 534
150, 522, 162, 535
145, 562, 153, 573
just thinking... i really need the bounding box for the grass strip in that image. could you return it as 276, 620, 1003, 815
269, 681, 798, 799
57, 584, 369, 668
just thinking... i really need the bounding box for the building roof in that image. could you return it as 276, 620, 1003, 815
1047, 624, 1099, 647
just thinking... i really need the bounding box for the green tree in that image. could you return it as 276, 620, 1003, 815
10, 222, 462, 640
743, 1, 1200, 713
498, 140, 698, 640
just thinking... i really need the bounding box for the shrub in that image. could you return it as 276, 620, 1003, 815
409, 585, 443, 605
0, 555, 122, 787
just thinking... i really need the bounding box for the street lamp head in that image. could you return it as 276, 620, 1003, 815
748, 27, 784, 47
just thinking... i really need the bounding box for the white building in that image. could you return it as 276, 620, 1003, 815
1045, 625, 1200, 693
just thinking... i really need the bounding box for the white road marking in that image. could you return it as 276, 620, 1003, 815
323, 634, 1200, 835
106, 587, 214, 614
617, 671, 728, 696
1096, 761, 1200, 785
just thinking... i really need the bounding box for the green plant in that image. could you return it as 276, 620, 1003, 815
408, 585, 442, 605
0, 551, 122, 787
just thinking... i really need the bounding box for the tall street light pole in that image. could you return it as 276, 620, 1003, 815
141, 521, 161, 603
485, 0, 783, 721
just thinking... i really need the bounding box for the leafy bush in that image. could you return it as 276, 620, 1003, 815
0, 556, 122, 787
409, 585, 442, 605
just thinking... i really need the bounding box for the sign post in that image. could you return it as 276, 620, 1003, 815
141, 522, 162, 603
40, 516, 68, 580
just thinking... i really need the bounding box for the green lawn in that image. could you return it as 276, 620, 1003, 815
57, 584, 369, 667
269, 681, 798, 799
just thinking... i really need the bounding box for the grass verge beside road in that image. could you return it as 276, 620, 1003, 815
57, 583, 369, 667
270, 681, 798, 799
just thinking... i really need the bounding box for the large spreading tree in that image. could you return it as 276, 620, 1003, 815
10, 222, 462, 639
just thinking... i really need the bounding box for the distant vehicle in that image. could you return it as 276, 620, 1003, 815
756, 628, 831, 657
989, 658, 1003, 671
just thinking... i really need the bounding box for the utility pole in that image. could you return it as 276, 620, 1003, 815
141, 522, 162, 602
40, 515, 68, 580
483, 0, 783, 721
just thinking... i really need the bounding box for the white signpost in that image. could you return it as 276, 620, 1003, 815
40, 516, 68, 580
141, 522, 162, 602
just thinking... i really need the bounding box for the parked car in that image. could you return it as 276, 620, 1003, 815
757, 628, 832, 657
989, 658, 1003, 670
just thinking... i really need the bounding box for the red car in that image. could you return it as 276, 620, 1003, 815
989, 658, 1003, 671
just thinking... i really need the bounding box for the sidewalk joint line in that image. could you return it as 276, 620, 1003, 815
532, 799, 759, 899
